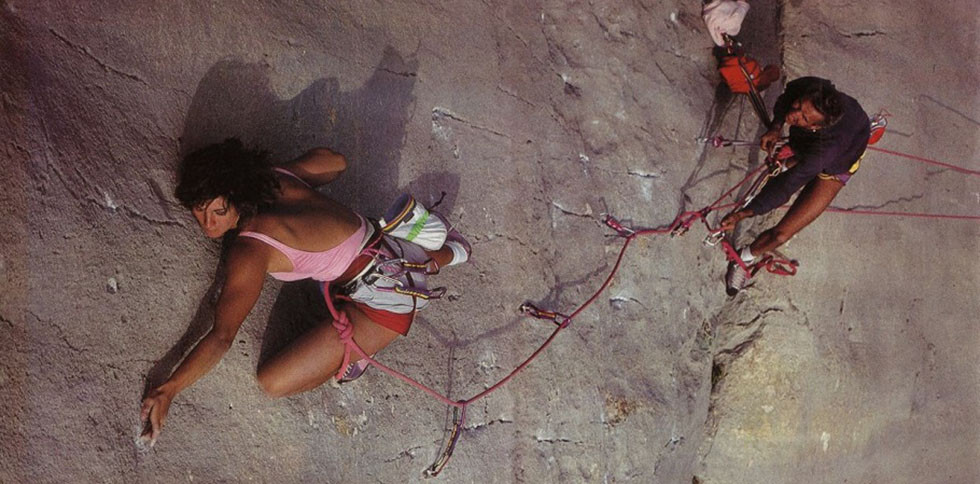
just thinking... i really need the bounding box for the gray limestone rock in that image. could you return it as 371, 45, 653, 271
1, 0, 977, 482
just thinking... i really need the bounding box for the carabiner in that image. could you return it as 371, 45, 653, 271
703, 231, 725, 247
519, 303, 567, 325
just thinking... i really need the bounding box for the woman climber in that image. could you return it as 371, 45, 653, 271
139, 138, 470, 445
719, 77, 870, 294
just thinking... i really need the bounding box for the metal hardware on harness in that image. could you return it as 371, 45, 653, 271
697, 135, 757, 148
519, 303, 568, 326
373, 257, 440, 278
353, 255, 446, 300
703, 230, 725, 247
738, 160, 784, 210
401, 259, 441, 275
670, 224, 690, 238
385, 285, 446, 300
671, 209, 709, 238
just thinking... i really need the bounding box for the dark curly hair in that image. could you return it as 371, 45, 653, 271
175, 138, 280, 221
800, 79, 844, 127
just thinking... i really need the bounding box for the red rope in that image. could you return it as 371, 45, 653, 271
320, 140, 977, 475
824, 207, 980, 221
867, 146, 980, 176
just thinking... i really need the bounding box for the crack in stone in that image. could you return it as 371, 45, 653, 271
654, 61, 673, 84
49, 28, 148, 85
383, 445, 424, 464
478, 233, 539, 252
120, 206, 184, 226
9, 141, 31, 155
496, 85, 538, 109
841, 29, 886, 38
627, 168, 662, 179
731, 306, 784, 328
534, 435, 578, 444
833, 193, 924, 212
705, 303, 794, 433
378, 67, 417, 78
551, 200, 593, 218
432, 107, 511, 138
465, 418, 513, 431
28, 310, 88, 354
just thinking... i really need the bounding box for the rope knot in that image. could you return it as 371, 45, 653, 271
331, 313, 354, 341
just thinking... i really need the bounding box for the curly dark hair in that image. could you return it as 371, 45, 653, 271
175, 138, 280, 221
800, 79, 844, 127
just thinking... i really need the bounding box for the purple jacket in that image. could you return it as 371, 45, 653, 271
745, 77, 870, 215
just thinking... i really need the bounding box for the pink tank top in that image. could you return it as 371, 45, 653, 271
238, 168, 368, 282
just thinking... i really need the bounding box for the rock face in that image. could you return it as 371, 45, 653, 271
1, 1, 976, 482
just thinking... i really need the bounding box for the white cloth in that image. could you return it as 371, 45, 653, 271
346, 235, 433, 314
379, 194, 448, 250
702, 0, 750, 46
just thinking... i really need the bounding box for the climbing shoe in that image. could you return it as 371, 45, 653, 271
380, 194, 448, 250
443, 228, 471, 267
338, 356, 373, 384
725, 261, 751, 296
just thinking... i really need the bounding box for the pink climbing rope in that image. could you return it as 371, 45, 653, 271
320, 137, 977, 476
824, 207, 980, 221
867, 146, 980, 176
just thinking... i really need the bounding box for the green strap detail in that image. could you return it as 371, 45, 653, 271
406, 210, 430, 241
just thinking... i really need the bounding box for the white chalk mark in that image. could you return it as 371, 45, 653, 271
103, 191, 118, 211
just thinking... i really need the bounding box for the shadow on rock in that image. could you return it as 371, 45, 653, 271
142, 264, 225, 395
156, 46, 422, 375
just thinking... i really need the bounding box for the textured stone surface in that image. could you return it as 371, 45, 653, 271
1, 0, 977, 483
696, 1, 980, 483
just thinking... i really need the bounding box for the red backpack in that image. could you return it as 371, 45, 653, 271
719, 54, 780, 94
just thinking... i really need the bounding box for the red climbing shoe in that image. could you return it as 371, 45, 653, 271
725, 261, 751, 296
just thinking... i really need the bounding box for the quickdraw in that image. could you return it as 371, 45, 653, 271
602, 214, 636, 237
519, 302, 570, 327
738, 156, 786, 210
670, 209, 710, 238
355, 254, 446, 300
424, 405, 466, 477
696, 134, 757, 148
379, 285, 447, 300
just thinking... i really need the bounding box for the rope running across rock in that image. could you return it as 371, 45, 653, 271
323, 141, 977, 476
